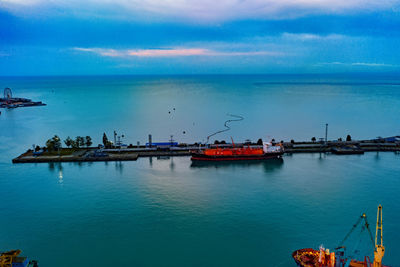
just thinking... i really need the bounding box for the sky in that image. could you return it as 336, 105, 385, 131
0, 0, 400, 75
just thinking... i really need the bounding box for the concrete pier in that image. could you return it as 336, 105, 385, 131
12, 149, 138, 163
12, 138, 400, 164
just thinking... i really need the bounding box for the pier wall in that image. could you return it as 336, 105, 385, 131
12, 139, 400, 164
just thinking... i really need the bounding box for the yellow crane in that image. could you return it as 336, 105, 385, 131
0, 249, 37, 267
373, 205, 385, 267
0, 249, 21, 267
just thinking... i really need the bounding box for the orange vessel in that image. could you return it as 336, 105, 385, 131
191, 142, 284, 161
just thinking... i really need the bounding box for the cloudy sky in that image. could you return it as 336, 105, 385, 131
1, 0, 400, 75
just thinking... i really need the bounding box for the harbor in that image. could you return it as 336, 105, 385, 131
2, 74, 400, 267
2, 0, 400, 263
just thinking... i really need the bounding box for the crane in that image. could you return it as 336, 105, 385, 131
0, 249, 21, 267
373, 205, 385, 267
335, 205, 386, 267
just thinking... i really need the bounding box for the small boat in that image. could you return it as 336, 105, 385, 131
331, 145, 364, 155
292, 205, 390, 267
191, 141, 284, 161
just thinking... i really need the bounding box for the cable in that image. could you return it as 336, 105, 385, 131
205, 114, 244, 144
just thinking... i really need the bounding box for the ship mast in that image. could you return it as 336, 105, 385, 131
373, 205, 385, 267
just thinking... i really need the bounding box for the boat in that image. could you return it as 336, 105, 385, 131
331, 145, 364, 155
191, 141, 284, 161
292, 205, 390, 267
0, 249, 38, 267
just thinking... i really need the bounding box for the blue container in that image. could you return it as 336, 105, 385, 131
12, 257, 29, 267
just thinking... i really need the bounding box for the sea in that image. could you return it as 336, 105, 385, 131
0, 74, 399, 267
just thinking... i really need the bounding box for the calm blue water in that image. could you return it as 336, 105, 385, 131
0, 74, 399, 266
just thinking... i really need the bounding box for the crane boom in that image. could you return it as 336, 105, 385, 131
373, 205, 385, 267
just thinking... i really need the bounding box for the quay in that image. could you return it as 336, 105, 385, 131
12, 149, 139, 163
12, 137, 400, 164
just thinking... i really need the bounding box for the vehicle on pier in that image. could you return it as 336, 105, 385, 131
292, 205, 389, 267
191, 140, 284, 161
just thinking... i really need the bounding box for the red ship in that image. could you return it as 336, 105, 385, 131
191, 141, 284, 161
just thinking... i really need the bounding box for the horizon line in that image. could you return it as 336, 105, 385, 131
1, 71, 400, 78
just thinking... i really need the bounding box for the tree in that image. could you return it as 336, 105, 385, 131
64, 136, 73, 148
46, 135, 61, 152
257, 138, 263, 145
75, 136, 85, 148
346, 135, 352, 142
46, 139, 55, 151
290, 139, 295, 144
338, 137, 343, 142
85, 136, 92, 148
311, 137, 316, 142
103, 133, 109, 147
79, 136, 85, 147
220, 140, 226, 144
71, 140, 78, 149
214, 140, 220, 144
52, 135, 61, 151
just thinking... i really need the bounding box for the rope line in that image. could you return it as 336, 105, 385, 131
206, 114, 244, 144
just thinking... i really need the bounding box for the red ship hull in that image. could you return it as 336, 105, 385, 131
292, 248, 391, 267
191, 151, 283, 161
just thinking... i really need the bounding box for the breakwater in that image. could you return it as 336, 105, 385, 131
12, 139, 400, 163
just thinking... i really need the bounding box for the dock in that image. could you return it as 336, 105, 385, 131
12, 149, 138, 163
12, 138, 400, 164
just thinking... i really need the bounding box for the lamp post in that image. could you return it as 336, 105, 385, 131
325, 123, 328, 144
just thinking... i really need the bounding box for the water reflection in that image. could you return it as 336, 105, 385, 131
190, 158, 284, 173
48, 162, 63, 172
317, 152, 327, 165
48, 162, 64, 184
115, 161, 124, 174
58, 168, 63, 184
146, 156, 177, 171
170, 157, 175, 171
375, 151, 380, 161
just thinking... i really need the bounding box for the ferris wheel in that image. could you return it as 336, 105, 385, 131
4, 88, 12, 99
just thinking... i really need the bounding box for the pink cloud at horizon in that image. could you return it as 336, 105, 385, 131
128, 48, 207, 57
73, 47, 283, 58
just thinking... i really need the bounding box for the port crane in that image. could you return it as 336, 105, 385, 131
336, 205, 385, 267
373, 205, 384, 267
0, 249, 38, 267
0, 250, 21, 267
292, 205, 388, 267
